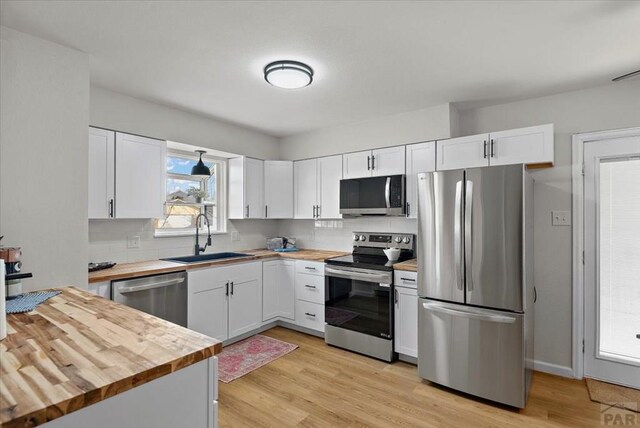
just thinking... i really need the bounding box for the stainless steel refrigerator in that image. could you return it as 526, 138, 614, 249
416, 164, 534, 408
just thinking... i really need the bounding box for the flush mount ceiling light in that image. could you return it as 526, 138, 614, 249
264, 60, 313, 89
190, 150, 211, 177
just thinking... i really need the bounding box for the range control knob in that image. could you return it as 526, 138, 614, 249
402, 236, 411, 244
353, 234, 360, 241
359, 235, 367, 242
394, 236, 402, 244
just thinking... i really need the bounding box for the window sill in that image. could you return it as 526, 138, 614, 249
154, 229, 227, 238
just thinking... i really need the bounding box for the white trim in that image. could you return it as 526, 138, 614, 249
533, 360, 574, 378
571, 126, 640, 380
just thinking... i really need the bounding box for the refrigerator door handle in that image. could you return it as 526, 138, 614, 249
422, 302, 516, 324
465, 180, 474, 292
454, 180, 464, 291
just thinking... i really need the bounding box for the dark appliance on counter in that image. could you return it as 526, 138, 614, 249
339, 175, 405, 216
0, 240, 33, 297
324, 232, 415, 361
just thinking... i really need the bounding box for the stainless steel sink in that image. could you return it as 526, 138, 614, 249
161, 252, 252, 264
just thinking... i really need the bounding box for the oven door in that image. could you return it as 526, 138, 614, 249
324, 266, 394, 339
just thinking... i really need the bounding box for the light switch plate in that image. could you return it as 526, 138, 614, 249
552, 210, 571, 226
127, 235, 141, 248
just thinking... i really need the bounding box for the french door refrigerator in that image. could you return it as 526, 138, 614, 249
416, 164, 535, 408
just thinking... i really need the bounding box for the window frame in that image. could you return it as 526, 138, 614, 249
154, 150, 227, 237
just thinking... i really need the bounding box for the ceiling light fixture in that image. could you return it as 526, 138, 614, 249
264, 60, 313, 89
190, 150, 211, 177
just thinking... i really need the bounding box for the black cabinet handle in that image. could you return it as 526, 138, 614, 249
109, 199, 114, 218
225, 281, 229, 296
305, 312, 316, 317
265, 205, 268, 218
400, 277, 416, 282
371, 155, 375, 170
305, 267, 316, 271
367, 156, 371, 170
490, 139, 495, 157
230, 281, 234, 295
304, 284, 316, 289
483, 140, 487, 159
533, 286, 537, 303
394, 289, 398, 304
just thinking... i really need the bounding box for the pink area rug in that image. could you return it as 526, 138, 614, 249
218, 335, 298, 383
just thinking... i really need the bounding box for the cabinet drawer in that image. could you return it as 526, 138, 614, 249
394, 271, 418, 289
295, 300, 325, 332
295, 273, 324, 304
296, 260, 324, 276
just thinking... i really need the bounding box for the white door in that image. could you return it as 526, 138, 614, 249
88, 127, 115, 219
317, 155, 343, 219
405, 142, 436, 218
436, 134, 489, 171
343, 150, 372, 179
584, 132, 640, 388
394, 286, 418, 358
228, 276, 262, 337
279, 260, 295, 320
264, 160, 293, 218
245, 157, 264, 219
372, 146, 405, 176
187, 271, 229, 342
489, 124, 554, 166
294, 158, 317, 219
262, 260, 280, 321
114, 132, 166, 218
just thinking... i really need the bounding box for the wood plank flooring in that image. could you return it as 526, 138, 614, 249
218, 327, 630, 427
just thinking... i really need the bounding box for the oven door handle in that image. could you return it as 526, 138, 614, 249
325, 266, 392, 284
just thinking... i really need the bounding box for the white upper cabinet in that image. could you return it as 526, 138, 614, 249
372, 146, 406, 176
264, 161, 293, 219
436, 124, 555, 171
343, 146, 406, 178
115, 132, 167, 219
88, 127, 115, 219
294, 155, 342, 219
342, 150, 372, 179
228, 157, 265, 219
317, 155, 343, 219
294, 158, 318, 219
437, 133, 490, 171
405, 142, 436, 218
488, 124, 554, 166
89, 127, 165, 220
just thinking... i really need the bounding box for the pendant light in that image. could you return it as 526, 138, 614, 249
191, 150, 211, 177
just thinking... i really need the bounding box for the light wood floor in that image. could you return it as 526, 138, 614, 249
218, 327, 623, 427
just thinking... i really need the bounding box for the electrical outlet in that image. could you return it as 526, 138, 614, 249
230, 231, 239, 242
551, 210, 571, 226
127, 235, 141, 248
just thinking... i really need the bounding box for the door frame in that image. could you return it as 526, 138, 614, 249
571, 126, 640, 379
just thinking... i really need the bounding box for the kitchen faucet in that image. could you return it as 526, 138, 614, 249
194, 213, 212, 256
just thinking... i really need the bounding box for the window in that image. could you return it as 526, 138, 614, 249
154, 152, 226, 236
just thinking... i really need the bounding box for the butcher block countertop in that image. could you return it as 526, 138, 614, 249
393, 258, 417, 272
0, 287, 222, 428
88, 248, 349, 283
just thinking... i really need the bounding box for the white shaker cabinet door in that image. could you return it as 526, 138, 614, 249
317, 155, 343, 219
88, 127, 115, 219
262, 260, 280, 321
294, 158, 318, 219
188, 269, 229, 342
264, 160, 293, 219
488, 123, 554, 166
437, 134, 489, 171
371, 146, 405, 176
405, 142, 435, 218
114, 132, 166, 218
342, 150, 372, 179
394, 286, 418, 358
279, 260, 296, 320
245, 157, 265, 219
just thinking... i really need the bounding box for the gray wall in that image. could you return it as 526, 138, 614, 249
458, 79, 640, 373
0, 26, 90, 291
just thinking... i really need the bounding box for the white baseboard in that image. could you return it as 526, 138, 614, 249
533, 360, 574, 378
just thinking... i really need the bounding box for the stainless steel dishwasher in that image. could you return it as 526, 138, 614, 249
112, 271, 188, 327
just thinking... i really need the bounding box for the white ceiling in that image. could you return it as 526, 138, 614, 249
1, 1, 639, 137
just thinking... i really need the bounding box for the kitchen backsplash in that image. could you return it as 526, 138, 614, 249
88, 219, 279, 263
277, 217, 417, 252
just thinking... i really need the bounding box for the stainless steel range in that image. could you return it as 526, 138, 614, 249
324, 232, 415, 362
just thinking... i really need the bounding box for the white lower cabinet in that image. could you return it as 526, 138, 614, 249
294, 260, 325, 333
262, 259, 295, 322
188, 261, 262, 342
87, 281, 111, 299
394, 271, 418, 358
295, 300, 325, 331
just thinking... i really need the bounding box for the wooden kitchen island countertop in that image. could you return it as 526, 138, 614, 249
0, 287, 222, 427
88, 248, 349, 283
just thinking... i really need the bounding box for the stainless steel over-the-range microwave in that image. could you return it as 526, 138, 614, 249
339, 174, 406, 216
